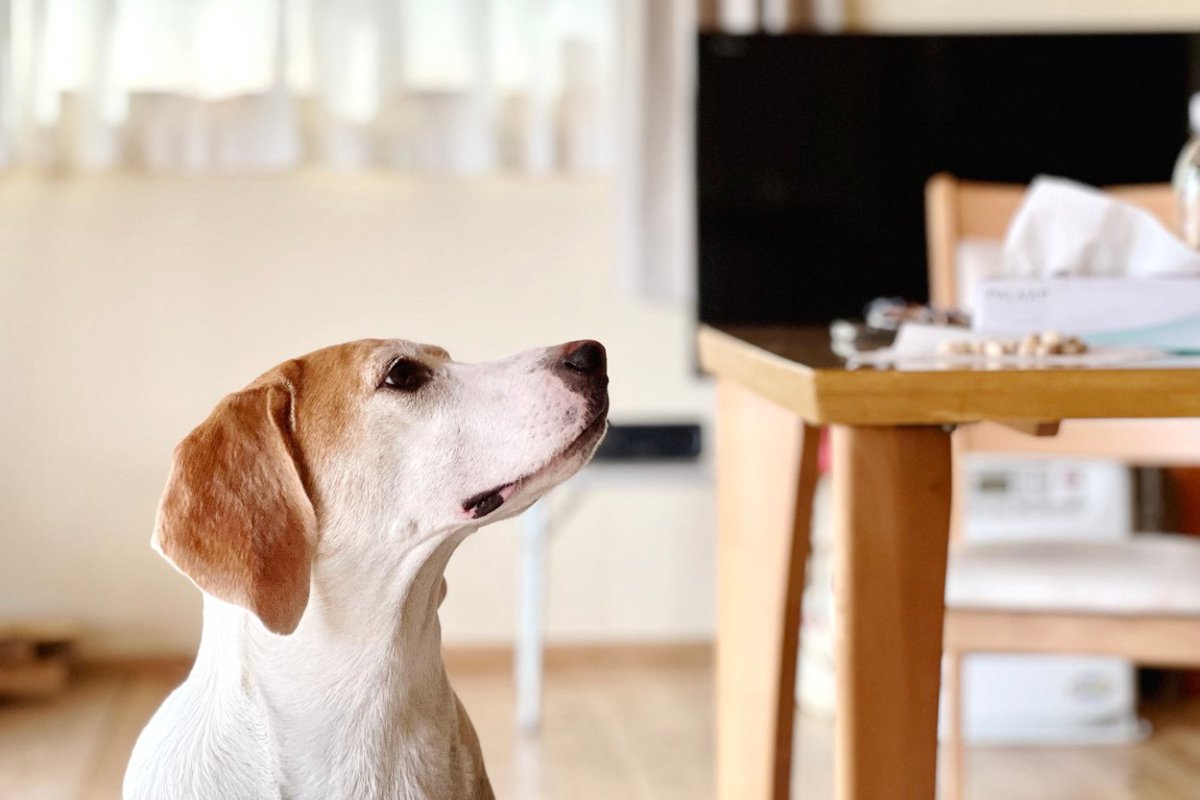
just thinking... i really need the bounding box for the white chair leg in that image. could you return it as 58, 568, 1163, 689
516, 499, 548, 734
943, 650, 967, 800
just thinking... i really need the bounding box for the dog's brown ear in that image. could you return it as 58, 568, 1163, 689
153, 375, 315, 635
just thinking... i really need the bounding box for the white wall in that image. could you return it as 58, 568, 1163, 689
0, 174, 715, 657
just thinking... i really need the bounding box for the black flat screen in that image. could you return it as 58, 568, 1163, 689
697, 32, 1200, 324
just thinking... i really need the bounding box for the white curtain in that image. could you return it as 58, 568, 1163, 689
617, 0, 844, 303
617, 0, 695, 304
0, 0, 616, 173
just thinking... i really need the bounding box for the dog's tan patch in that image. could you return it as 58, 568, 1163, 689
154, 366, 315, 635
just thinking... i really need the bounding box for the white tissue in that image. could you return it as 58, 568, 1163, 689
1002, 176, 1200, 279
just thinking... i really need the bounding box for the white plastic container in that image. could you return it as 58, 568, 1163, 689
798, 458, 1144, 745
950, 457, 1142, 745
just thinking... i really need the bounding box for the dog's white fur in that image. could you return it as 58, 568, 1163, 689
124, 339, 608, 800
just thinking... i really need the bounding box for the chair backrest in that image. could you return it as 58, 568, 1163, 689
924, 173, 1176, 309
924, 173, 1200, 467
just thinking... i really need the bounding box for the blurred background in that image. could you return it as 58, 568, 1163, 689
6, 1, 1200, 799
0, 0, 712, 658
0, 2, 716, 797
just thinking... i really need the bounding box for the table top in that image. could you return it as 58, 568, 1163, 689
698, 325, 1200, 426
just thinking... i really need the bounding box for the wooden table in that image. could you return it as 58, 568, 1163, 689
698, 325, 1200, 800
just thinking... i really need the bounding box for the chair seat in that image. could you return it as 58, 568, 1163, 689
946, 533, 1200, 616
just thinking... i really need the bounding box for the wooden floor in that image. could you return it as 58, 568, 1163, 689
4, 649, 1200, 799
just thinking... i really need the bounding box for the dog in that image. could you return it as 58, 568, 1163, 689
123, 338, 609, 800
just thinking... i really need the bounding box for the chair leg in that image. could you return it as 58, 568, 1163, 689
943, 650, 966, 800
515, 500, 548, 734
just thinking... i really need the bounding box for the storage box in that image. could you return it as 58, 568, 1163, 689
0, 620, 79, 699
972, 278, 1200, 351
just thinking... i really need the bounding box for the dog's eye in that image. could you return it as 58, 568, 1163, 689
382, 359, 432, 392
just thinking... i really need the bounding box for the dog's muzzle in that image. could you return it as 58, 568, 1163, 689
460, 340, 609, 520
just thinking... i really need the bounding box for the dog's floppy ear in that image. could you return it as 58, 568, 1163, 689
153, 373, 315, 635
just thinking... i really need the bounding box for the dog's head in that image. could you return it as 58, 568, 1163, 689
152, 339, 608, 635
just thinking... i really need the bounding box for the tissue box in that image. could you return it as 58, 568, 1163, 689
972, 279, 1200, 350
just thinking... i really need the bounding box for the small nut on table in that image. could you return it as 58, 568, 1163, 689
933, 331, 1088, 360
1060, 337, 1088, 355
936, 340, 972, 356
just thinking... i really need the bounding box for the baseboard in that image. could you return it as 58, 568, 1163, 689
441, 640, 713, 673
75, 642, 713, 676
75, 654, 195, 678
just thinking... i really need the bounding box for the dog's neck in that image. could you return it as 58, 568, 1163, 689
192, 526, 479, 799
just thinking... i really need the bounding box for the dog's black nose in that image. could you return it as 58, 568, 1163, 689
562, 340, 606, 375
555, 340, 608, 414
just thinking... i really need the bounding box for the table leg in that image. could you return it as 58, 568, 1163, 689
831, 425, 952, 800
714, 381, 820, 800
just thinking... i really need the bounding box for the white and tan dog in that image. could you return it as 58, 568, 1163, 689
123, 338, 609, 800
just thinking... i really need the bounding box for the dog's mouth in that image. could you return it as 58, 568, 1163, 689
462, 406, 609, 520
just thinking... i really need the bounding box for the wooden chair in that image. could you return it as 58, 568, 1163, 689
926, 173, 1200, 799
